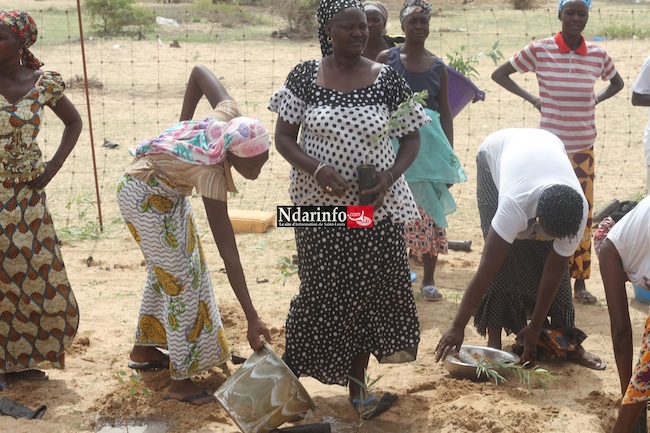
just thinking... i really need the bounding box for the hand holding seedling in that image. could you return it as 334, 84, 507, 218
361, 170, 394, 209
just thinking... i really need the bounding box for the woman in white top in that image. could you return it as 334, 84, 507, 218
600, 196, 650, 433
435, 128, 604, 371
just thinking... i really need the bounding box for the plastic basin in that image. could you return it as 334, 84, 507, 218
446, 65, 485, 118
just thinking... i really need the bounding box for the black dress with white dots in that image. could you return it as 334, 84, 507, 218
269, 60, 427, 385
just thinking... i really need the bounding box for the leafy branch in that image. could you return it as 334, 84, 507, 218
367, 90, 428, 165
275, 255, 298, 286
446, 40, 505, 80
475, 359, 557, 394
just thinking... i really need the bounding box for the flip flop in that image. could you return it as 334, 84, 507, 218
363, 393, 398, 419
574, 290, 598, 305
128, 354, 170, 371
7, 370, 49, 382
348, 396, 378, 416
421, 285, 443, 302
163, 389, 217, 406
574, 355, 607, 371
163, 389, 216, 405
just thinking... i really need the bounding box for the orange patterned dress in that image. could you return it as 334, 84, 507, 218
0, 71, 79, 373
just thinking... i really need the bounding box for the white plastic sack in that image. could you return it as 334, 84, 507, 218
156, 16, 179, 26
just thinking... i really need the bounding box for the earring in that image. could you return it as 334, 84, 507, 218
327, 36, 332, 42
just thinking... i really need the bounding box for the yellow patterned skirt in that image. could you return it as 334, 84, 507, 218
0, 180, 79, 373
568, 147, 594, 280
116, 175, 230, 380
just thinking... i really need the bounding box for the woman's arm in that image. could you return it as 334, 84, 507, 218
275, 117, 349, 196
438, 65, 453, 146
435, 228, 511, 362
595, 72, 625, 105
516, 249, 570, 362
29, 95, 82, 190
180, 65, 233, 121
600, 238, 634, 395
491, 61, 541, 110
202, 196, 271, 351
632, 91, 650, 106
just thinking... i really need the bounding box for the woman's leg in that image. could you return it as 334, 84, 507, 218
487, 327, 502, 349
348, 352, 371, 401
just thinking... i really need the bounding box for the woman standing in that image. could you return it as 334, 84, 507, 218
491, 0, 624, 304
0, 10, 82, 388
377, 0, 466, 301
362, 1, 400, 61
269, 0, 427, 416
599, 196, 650, 433
118, 65, 272, 405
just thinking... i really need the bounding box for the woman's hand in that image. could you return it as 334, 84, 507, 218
361, 170, 393, 209
27, 161, 60, 190
515, 325, 540, 364
434, 325, 465, 362
316, 165, 349, 198
246, 315, 272, 351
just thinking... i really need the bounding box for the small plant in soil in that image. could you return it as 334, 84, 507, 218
347, 369, 383, 429
116, 370, 151, 397
475, 359, 557, 394
275, 255, 298, 286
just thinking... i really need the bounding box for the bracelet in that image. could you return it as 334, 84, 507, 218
386, 170, 395, 185
527, 324, 541, 335
312, 162, 327, 179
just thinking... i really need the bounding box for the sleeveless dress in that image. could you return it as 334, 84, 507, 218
0, 71, 79, 373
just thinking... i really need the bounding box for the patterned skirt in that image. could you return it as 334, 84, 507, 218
568, 147, 594, 280
623, 315, 650, 404
117, 175, 230, 380
0, 180, 79, 373
404, 205, 448, 258
284, 220, 420, 386
472, 158, 585, 351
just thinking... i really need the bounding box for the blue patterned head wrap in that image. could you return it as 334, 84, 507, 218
317, 0, 365, 57
558, 0, 592, 12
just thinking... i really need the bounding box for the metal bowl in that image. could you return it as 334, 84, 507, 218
443, 345, 521, 381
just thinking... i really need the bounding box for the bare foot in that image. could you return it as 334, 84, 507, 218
130, 346, 167, 363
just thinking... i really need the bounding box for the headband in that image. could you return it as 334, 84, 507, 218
363, 1, 388, 22
0, 10, 42, 69
399, 0, 432, 23
317, 0, 365, 57
558, 0, 592, 12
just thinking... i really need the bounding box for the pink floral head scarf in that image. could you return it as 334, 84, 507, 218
0, 10, 43, 69
131, 116, 270, 165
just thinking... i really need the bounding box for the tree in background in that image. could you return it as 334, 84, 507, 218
84, 0, 155, 37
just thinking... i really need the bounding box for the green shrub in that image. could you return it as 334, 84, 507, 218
598, 24, 650, 39
190, 0, 263, 26
84, 0, 154, 37
511, 0, 536, 10
279, 0, 319, 38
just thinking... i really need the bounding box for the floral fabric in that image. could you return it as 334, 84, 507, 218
0, 72, 64, 183
0, 10, 43, 69
623, 315, 650, 404
131, 116, 270, 165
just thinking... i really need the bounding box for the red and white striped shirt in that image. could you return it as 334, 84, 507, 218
510, 32, 617, 153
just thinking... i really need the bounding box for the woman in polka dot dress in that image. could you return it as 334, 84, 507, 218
268, 0, 428, 416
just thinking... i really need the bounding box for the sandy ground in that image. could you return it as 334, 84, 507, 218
3, 0, 650, 432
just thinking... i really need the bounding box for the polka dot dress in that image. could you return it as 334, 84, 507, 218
268, 60, 428, 223
269, 60, 425, 385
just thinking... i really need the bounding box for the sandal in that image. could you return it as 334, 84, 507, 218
349, 395, 378, 416
574, 289, 597, 305
7, 369, 49, 382
421, 285, 443, 302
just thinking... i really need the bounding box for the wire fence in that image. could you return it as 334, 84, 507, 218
20, 0, 650, 240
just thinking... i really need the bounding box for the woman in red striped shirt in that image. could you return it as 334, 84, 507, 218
491, 0, 624, 306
